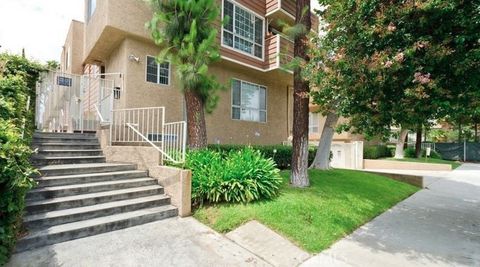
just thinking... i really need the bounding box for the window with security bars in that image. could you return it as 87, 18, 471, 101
232, 79, 267, 123
146, 56, 170, 85
222, 0, 264, 59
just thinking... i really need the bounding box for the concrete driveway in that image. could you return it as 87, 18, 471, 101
302, 163, 480, 267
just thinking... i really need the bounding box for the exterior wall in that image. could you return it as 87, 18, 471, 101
206, 62, 292, 145
121, 38, 184, 123
105, 37, 292, 145
60, 20, 85, 74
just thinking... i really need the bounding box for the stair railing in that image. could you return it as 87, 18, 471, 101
112, 107, 186, 164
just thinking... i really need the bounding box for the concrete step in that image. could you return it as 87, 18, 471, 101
32, 136, 99, 143
26, 185, 164, 214
35, 170, 148, 187
37, 163, 137, 177
27, 178, 158, 201
33, 132, 96, 139
31, 156, 107, 166
32, 142, 101, 150
36, 149, 103, 157
32, 156, 106, 165
24, 195, 171, 230
16, 205, 178, 252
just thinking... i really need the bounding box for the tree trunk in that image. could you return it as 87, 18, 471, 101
310, 112, 339, 170
415, 125, 422, 158
184, 90, 207, 149
394, 129, 409, 159
291, 0, 311, 188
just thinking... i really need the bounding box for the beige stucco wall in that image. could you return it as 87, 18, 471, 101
61, 20, 85, 74
83, 0, 154, 64
206, 62, 292, 145
105, 37, 293, 145
122, 39, 184, 122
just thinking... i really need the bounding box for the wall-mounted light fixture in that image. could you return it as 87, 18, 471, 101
128, 54, 140, 63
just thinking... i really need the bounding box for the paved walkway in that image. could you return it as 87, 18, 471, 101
302, 163, 480, 267
7, 217, 270, 267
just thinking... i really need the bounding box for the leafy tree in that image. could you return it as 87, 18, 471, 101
45, 60, 60, 71
147, 0, 223, 149
307, 0, 480, 159
291, 0, 312, 187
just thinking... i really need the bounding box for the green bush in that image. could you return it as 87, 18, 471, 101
426, 149, 442, 159
185, 147, 282, 205
207, 144, 317, 169
363, 145, 392, 159
403, 147, 442, 159
0, 54, 42, 265
404, 147, 417, 158
0, 121, 36, 264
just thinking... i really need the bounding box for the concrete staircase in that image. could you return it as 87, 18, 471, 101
17, 132, 178, 252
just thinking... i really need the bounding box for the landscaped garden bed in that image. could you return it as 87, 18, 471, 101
194, 169, 419, 253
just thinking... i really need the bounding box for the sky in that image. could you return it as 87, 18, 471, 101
0, 0, 322, 64
0, 0, 84, 63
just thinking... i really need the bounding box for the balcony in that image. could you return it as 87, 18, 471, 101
265, 34, 294, 72
266, 0, 295, 25
266, 0, 319, 31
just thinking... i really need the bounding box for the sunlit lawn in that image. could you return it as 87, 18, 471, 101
194, 169, 418, 252
386, 157, 462, 169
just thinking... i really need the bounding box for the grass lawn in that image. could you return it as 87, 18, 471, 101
385, 157, 462, 169
193, 169, 419, 253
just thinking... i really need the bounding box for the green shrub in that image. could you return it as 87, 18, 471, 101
363, 145, 392, 159
404, 147, 417, 158
0, 54, 42, 265
403, 148, 442, 159
427, 150, 442, 159
0, 121, 36, 264
185, 147, 282, 205
207, 144, 317, 169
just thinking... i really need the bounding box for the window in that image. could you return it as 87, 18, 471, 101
87, 0, 96, 21
232, 79, 266, 122
146, 56, 170, 85
222, 0, 264, 59
309, 112, 320, 134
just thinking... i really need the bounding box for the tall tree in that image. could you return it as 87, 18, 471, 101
147, 0, 223, 149
291, 0, 312, 187
308, 0, 480, 157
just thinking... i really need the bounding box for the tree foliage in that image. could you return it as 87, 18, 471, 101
307, 0, 480, 141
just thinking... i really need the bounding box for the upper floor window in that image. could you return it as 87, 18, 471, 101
87, 0, 96, 21
222, 0, 264, 60
309, 112, 320, 134
232, 79, 266, 123
146, 56, 170, 86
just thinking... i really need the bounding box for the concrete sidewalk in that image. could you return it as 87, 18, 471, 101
301, 163, 480, 267
7, 217, 270, 267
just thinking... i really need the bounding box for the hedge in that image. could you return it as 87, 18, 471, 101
0, 53, 43, 265
363, 145, 392, 159
207, 144, 317, 169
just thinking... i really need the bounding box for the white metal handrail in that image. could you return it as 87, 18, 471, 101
94, 104, 105, 123
126, 123, 179, 163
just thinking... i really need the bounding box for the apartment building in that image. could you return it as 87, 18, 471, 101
60, 0, 356, 145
